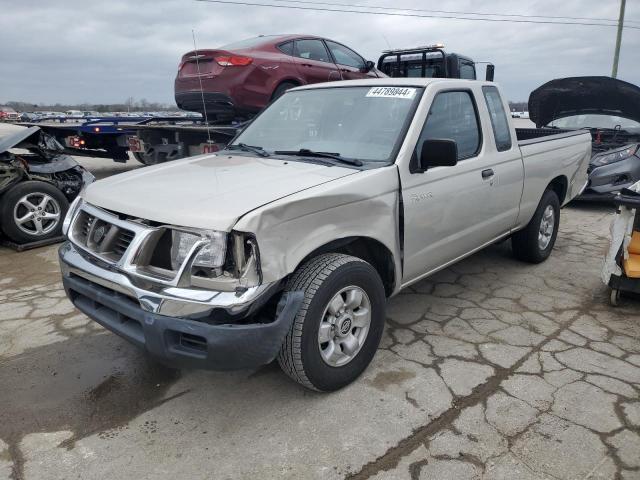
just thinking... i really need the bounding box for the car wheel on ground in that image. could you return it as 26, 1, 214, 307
277, 253, 386, 392
0, 181, 69, 244
511, 189, 560, 263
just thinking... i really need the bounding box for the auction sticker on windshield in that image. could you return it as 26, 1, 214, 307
366, 87, 417, 99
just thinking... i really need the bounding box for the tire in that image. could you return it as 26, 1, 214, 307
271, 82, 297, 102
133, 150, 167, 166
0, 181, 69, 244
511, 189, 560, 263
610, 288, 621, 307
277, 253, 386, 392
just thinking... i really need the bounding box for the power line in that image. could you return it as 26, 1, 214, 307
271, 0, 640, 25
194, 0, 640, 29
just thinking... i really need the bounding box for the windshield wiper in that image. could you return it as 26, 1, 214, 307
227, 143, 270, 157
274, 149, 363, 167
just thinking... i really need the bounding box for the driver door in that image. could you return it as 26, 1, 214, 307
400, 89, 504, 283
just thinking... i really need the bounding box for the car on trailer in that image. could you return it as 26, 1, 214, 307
174, 34, 383, 122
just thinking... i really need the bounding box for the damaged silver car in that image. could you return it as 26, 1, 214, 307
530, 76, 640, 200
0, 126, 94, 244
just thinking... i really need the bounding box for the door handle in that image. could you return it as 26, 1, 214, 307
482, 168, 494, 179
301, 63, 313, 67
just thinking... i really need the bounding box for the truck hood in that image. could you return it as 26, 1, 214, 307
83, 154, 357, 230
529, 76, 640, 127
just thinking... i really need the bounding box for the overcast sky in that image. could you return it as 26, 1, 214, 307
1, 0, 638, 105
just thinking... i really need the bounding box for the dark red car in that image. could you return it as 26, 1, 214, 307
175, 34, 383, 121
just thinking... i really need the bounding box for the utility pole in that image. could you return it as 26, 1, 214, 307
612, 0, 626, 78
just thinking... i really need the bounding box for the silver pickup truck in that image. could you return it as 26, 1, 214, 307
59, 79, 591, 391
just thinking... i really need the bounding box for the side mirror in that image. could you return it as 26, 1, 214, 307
485, 64, 495, 82
363, 60, 375, 72
418, 139, 458, 171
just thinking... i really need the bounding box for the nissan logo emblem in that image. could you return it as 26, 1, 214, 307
92, 225, 107, 244
340, 319, 352, 335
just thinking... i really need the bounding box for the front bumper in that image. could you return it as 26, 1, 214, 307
59, 242, 303, 370
580, 155, 640, 200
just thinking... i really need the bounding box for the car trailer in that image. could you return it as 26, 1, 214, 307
18, 116, 154, 162
127, 121, 241, 165
17, 116, 242, 165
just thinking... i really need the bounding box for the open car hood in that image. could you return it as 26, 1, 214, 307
529, 76, 640, 127
0, 126, 41, 155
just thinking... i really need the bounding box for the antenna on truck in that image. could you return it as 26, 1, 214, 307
192, 29, 212, 144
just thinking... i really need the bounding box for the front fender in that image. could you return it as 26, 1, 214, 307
234, 166, 402, 291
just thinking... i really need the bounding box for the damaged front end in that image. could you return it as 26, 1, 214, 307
0, 126, 93, 200
58, 200, 303, 369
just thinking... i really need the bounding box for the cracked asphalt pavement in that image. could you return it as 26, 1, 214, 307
1, 141, 639, 479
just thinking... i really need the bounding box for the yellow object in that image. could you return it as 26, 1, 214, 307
624, 254, 640, 278
629, 231, 640, 255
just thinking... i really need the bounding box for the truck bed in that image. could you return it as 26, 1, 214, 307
516, 127, 582, 145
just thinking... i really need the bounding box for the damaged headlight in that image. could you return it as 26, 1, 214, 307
170, 229, 227, 271
592, 144, 638, 167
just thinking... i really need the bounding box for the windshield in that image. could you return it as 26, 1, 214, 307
548, 114, 640, 130
230, 86, 422, 163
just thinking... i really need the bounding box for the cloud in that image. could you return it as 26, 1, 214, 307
1, 0, 638, 104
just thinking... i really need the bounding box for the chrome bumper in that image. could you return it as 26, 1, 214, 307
58, 241, 277, 319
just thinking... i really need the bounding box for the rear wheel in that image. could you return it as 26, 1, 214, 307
0, 181, 69, 244
277, 253, 386, 391
511, 189, 560, 263
271, 82, 298, 102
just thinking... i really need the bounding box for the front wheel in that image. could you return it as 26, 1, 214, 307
511, 189, 560, 263
277, 253, 386, 391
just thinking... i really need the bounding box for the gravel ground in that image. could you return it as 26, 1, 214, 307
0, 122, 639, 480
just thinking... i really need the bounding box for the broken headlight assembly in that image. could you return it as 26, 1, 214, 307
140, 227, 261, 292
170, 229, 227, 271
591, 144, 638, 167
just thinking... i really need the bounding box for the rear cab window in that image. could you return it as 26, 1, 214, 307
416, 90, 482, 162
459, 62, 476, 80
482, 86, 512, 151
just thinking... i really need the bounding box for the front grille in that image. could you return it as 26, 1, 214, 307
113, 229, 135, 256
72, 209, 136, 262
79, 212, 95, 242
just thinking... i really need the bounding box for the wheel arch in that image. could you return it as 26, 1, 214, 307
270, 78, 302, 100
296, 236, 396, 297
547, 175, 568, 205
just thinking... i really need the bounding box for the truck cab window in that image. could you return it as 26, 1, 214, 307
294, 39, 332, 63
482, 86, 512, 151
418, 91, 481, 160
459, 62, 476, 79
